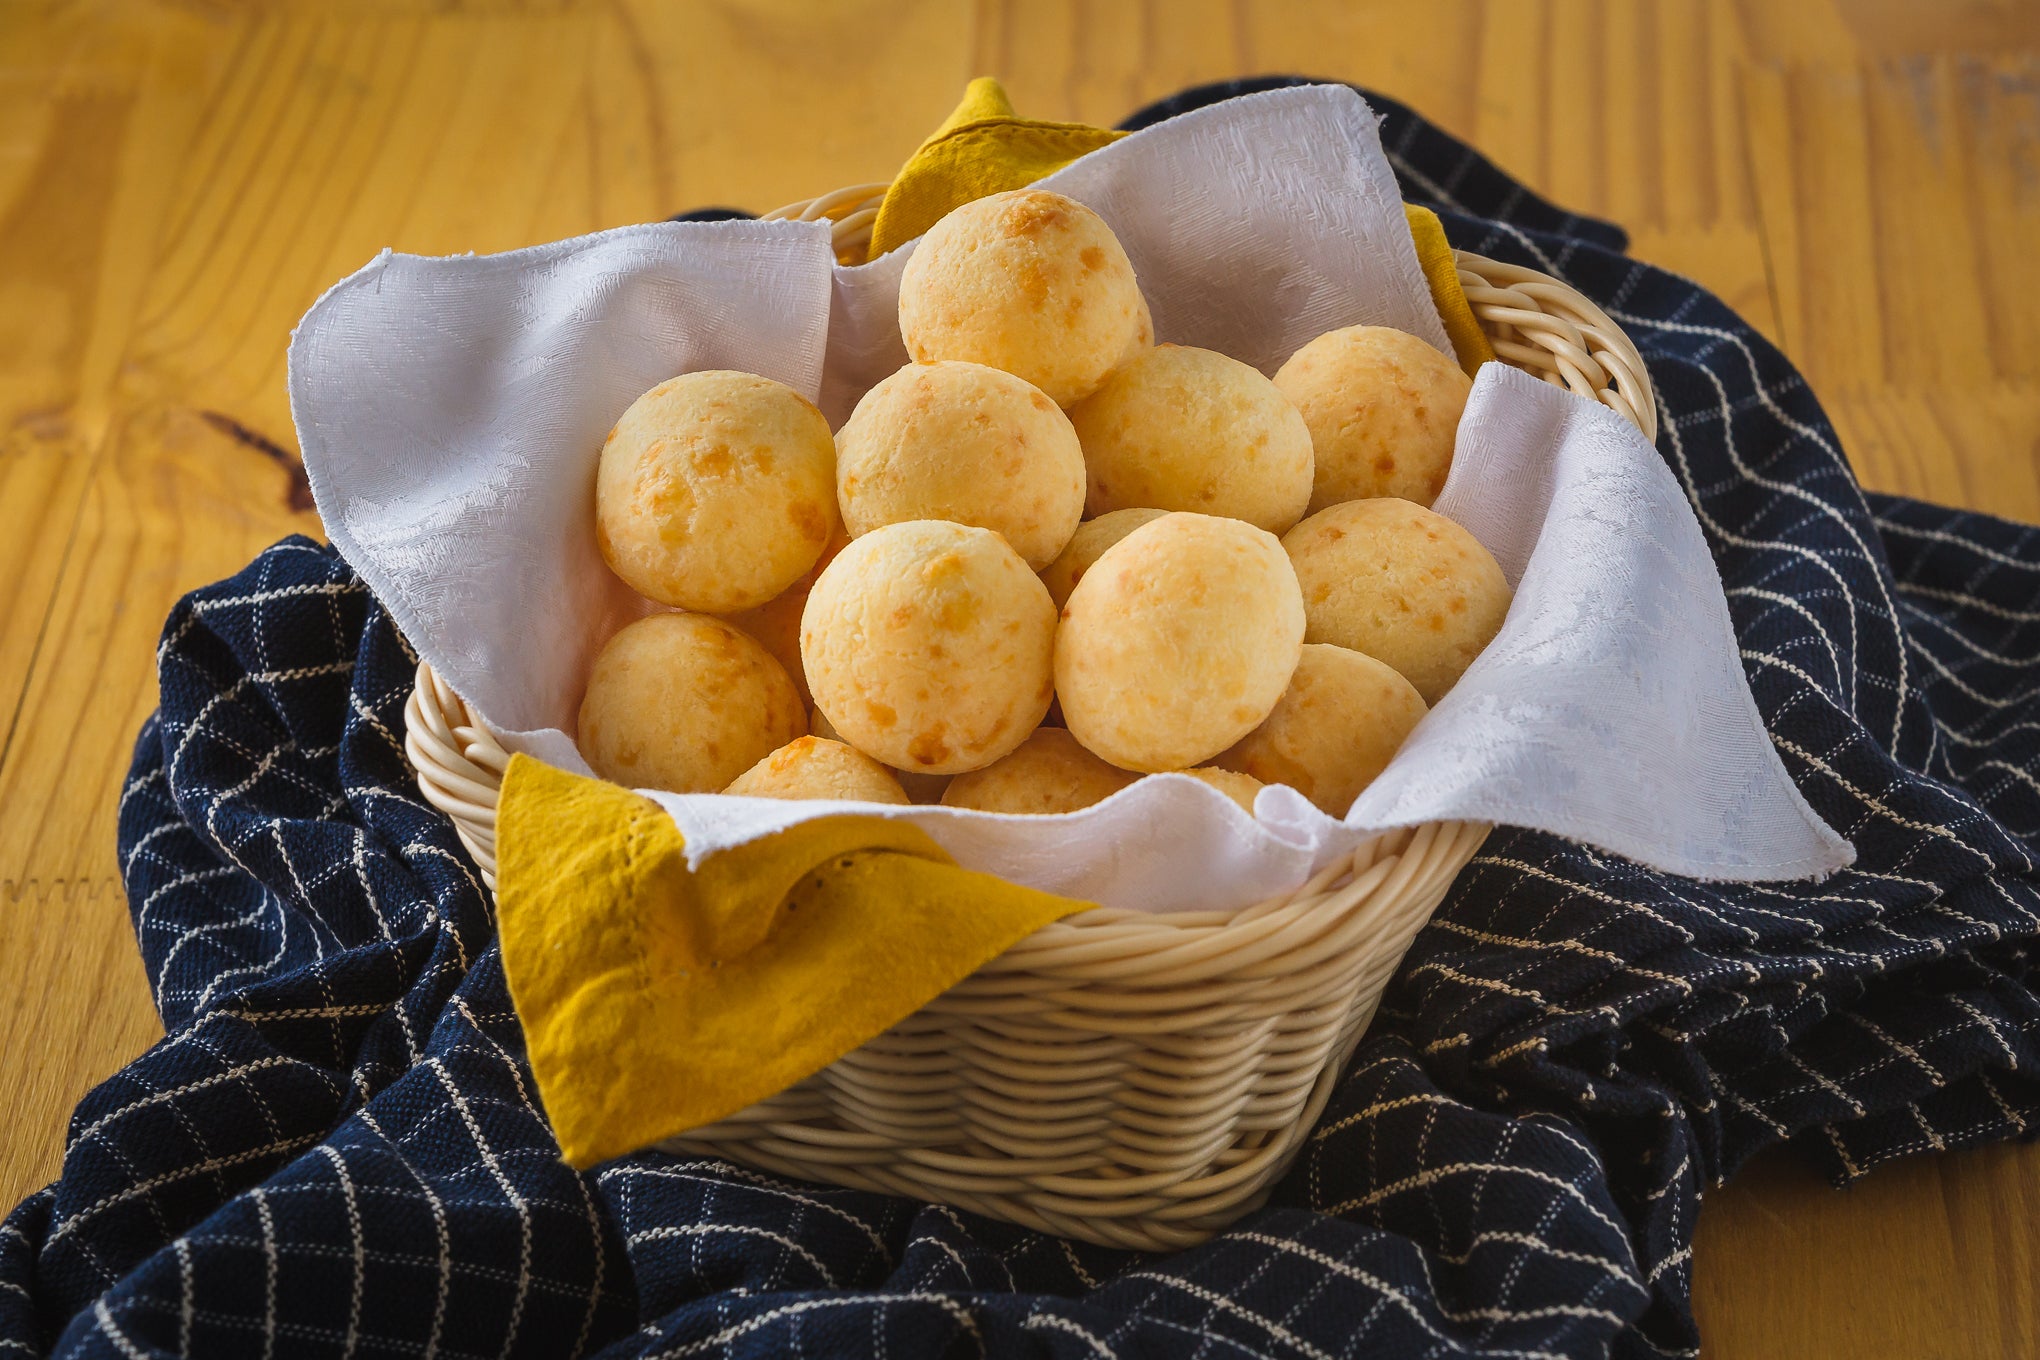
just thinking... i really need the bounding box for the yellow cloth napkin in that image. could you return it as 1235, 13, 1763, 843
1403, 202, 1495, 373
866, 78, 1127, 260
496, 755, 1091, 1168
867, 78, 1494, 374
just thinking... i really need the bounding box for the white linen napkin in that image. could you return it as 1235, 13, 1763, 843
293, 85, 1852, 913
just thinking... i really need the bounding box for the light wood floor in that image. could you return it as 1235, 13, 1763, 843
0, 3, 2035, 1355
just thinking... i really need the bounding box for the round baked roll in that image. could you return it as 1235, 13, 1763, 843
1174, 767, 1263, 813
1274, 326, 1472, 511
595, 370, 837, 614
802, 520, 1056, 774
836, 361, 1085, 569
1038, 508, 1167, 611
1055, 512, 1305, 772
1217, 643, 1428, 815
724, 736, 910, 804
1282, 498, 1510, 704
1114, 290, 1155, 372
729, 530, 849, 709
941, 728, 1137, 814
897, 189, 1144, 406
810, 706, 951, 803
578, 612, 805, 793
1069, 345, 1314, 534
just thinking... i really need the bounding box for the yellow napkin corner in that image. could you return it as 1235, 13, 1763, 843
866, 77, 1127, 259
496, 754, 1091, 1168
1403, 202, 1496, 374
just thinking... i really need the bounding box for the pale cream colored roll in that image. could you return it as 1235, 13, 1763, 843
1114, 290, 1155, 372
898, 189, 1145, 406
729, 531, 849, 709
1039, 508, 1167, 611
1274, 325, 1473, 511
941, 728, 1137, 814
1056, 512, 1305, 772
1217, 643, 1428, 815
1283, 498, 1510, 704
812, 706, 950, 803
802, 520, 1056, 775
1069, 345, 1314, 534
724, 736, 910, 804
836, 361, 1085, 569
578, 612, 806, 794
595, 370, 838, 613
1175, 767, 1263, 813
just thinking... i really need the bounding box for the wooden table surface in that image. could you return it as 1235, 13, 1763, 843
1, 1, 2035, 1354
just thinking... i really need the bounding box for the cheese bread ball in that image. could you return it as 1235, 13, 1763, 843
1115, 290, 1155, 371
596, 371, 838, 613
1274, 326, 1473, 511
729, 530, 849, 709
1056, 513, 1306, 772
898, 189, 1144, 406
1217, 644, 1429, 815
1175, 767, 1264, 813
724, 736, 910, 805
836, 361, 1085, 569
1039, 508, 1167, 611
1283, 498, 1510, 704
578, 612, 805, 793
802, 520, 1057, 775
940, 728, 1137, 814
1069, 345, 1314, 534
811, 706, 951, 803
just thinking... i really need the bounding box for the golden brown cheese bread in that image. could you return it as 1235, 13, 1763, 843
728, 529, 849, 710
1068, 345, 1314, 534
1217, 643, 1429, 816
578, 612, 805, 793
835, 361, 1085, 569
595, 370, 838, 614
1038, 508, 1168, 611
1055, 512, 1305, 772
897, 189, 1145, 407
810, 706, 950, 804
1174, 766, 1264, 813
941, 728, 1138, 814
802, 520, 1057, 775
724, 736, 910, 804
1282, 498, 1510, 705
1274, 326, 1472, 511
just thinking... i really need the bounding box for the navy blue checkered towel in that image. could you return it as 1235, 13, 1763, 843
4, 78, 2035, 1359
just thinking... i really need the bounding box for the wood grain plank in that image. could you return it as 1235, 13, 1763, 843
1953, 55, 2040, 377
0, 0, 253, 1211
1693, 1143, 2040, 1360
0, 41, 140, 753
0, 407, 317, 1212
1824, 386, 2040, 521
1743, 54, 2040, 394
975, 0, 1245, 132
0, 875, 160, 1215
624, 0, 973, 215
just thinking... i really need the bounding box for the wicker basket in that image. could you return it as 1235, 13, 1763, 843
401, 186, 1656, 1251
